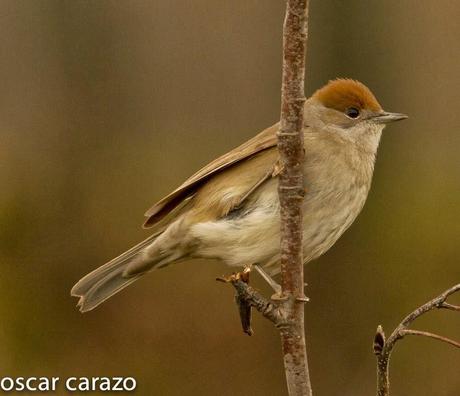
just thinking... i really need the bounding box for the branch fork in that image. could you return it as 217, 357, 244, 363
374, 284, 460, 396
217, 269, 289, 334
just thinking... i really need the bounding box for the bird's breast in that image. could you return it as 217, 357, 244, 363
298, 148, 374, 263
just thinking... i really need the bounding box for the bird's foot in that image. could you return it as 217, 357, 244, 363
253, 265, 286, 300
253, 265, 310, 302
216, 265, 251, 283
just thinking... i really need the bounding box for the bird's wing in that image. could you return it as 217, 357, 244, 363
143, 123, 279, 228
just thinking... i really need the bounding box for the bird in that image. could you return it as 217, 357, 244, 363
71, 78, 407, 312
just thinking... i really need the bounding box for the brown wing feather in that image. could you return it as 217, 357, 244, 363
143, 123, 279, 228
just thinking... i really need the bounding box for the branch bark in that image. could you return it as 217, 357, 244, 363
218, 2, 311, 395
373, 284, 460, 396
276, 1, 311, 395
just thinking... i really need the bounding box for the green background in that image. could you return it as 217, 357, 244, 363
0, 1, 459, 395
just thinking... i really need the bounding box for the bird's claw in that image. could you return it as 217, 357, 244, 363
216, 266, 251, 284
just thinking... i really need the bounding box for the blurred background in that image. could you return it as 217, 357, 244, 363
0, 1, 459, 395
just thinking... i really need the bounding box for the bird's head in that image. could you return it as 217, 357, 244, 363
306, 79, 407, 149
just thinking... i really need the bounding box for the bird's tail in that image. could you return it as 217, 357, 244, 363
71, 234, 161, 312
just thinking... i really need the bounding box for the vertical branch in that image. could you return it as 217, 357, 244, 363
277, 1, 311, 395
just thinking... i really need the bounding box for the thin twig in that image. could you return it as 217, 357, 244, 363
374, 284, 460, 396
440, 302, 460, 311
400, 329, 460, 349
397, 284, 460, 329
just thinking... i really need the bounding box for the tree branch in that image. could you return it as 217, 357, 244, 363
218, 2, 311, 394
277, 1, 311, 395
217, 270, 286, 334
373, 284, 460, 396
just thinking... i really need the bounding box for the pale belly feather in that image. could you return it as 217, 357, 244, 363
189, 167, 370, 274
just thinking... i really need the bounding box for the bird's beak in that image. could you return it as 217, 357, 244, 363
373, 111, 408, 124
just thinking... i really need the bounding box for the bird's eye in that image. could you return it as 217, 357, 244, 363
345, 107, 360, 119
